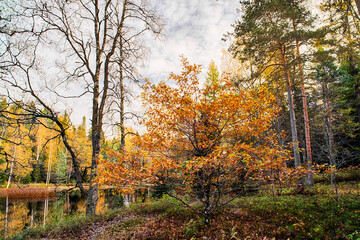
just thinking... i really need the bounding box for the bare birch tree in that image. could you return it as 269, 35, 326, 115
0, 0, 162, 215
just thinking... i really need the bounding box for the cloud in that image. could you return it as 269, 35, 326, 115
140, 0, 241, 81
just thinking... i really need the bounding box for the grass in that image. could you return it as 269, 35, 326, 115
228, 194, 360, 239
6, 207, 128, 240
314, 166, 360, 184
6, 180, 360, 240
8, 213, 88, 240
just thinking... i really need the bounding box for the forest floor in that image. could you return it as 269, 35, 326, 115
7, 174, 360, 240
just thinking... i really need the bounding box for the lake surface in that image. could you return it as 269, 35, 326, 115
0, 188, 124, 239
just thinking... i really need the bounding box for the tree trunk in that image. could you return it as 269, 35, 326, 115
5, 196, 8, 238
86, 72, 101, 215
295, 37, 313, 187
35, 133, 41, 183
86, 25, 102, 215
56, 119, 86, 194
85, 0, 129, 216
86, 128, 100, 216
301, 83, 313, 186
355, 76, 360, 122
279, 44, 303, 189
355, 0, 360, 15
275, 86, 285, 146
46, 140, 52, 186
348, 56, 360, 123
86, 118, 100, 216
43, 195, 49, 228
30, 207, 34, 227
280, 46, 301, 170
86, 181, 98, 215
6, 146, 16, 188
203, 188, 211, 226
286, 79, 301, 169
36, 134, 41, 164
119, 38, 125, 151
323, 78, 337, 192
65, 149, 70, 184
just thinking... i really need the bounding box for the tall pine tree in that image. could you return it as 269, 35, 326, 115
231, 0, 322, 186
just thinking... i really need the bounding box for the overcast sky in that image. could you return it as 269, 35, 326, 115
140, 0, 240, 81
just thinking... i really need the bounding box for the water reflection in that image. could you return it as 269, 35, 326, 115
0, 189, 123, 239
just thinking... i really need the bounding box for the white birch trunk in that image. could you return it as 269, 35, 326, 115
46, 141, 52, 186
6, 146, 17, 188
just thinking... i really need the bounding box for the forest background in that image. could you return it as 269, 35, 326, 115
0, 0, 360, 237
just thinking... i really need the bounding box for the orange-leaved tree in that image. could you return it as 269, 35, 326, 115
99, 57, 298, 224
97, 134, 148, 195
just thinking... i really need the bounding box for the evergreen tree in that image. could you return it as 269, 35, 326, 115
55, 150, 68, 184
322, 0, 360, 122
231, 0, 322, 186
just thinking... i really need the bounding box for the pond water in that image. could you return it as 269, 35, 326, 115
0, 188, 124, 239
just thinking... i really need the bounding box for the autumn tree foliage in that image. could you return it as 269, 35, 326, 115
98, 58, 300, 224
98, 137, 147, 195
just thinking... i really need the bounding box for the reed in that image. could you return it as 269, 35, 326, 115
0, 187, 56, 198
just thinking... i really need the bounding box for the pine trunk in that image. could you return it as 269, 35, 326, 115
280, 46, 301, 169
323, 78, 337, 192
295, 38, 313, 187
349, 57, 360, 123
276, 86, 285, 146
301, 83, 313, 186
286, 79, 301, 169
355, 75, 360, 123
